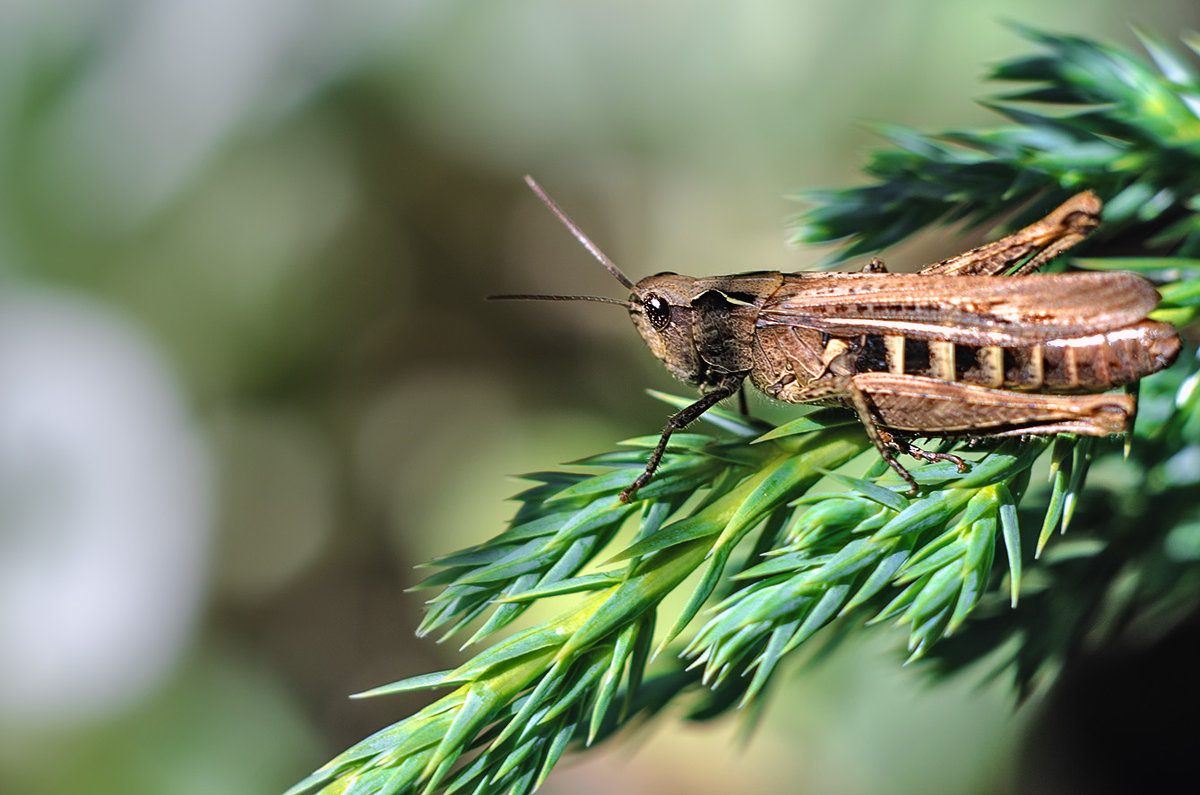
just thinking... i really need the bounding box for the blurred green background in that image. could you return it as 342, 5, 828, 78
1, 2, 1196, 794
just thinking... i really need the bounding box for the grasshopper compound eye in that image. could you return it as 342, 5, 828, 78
643, 293, 670, 330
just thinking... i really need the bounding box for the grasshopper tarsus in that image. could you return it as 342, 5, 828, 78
898, 439, 969, 472
618, 479, 643, 504
877, 433, 968, 495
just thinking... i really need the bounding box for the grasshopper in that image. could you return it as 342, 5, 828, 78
497, 177, 1181, 500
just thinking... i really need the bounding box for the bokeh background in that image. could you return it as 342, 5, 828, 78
1, 2, 1197, 794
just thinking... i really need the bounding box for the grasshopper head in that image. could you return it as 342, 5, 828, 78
628, 273, 705, 385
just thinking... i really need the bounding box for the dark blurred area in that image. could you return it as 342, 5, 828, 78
1, 2, 1197, 794
1018, 613, 1200, 795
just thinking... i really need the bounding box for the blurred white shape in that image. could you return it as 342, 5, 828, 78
0, 289, 211, 726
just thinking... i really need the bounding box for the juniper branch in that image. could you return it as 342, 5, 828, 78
289, 26, 1200, 795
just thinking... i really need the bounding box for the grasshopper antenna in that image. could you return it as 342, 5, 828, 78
487, 293, 629, 306
522, 175, 636, 292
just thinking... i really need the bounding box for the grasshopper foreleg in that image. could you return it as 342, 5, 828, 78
621, 377, 743, 503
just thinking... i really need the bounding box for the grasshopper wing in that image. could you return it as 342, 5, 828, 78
757, 271, 1161, 346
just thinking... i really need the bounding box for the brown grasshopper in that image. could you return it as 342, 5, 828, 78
497, 177, 1181, 501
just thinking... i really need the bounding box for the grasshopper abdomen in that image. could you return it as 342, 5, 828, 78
850, 319, 1179, 393
1036, 321, 1179, 391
